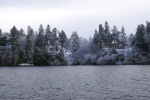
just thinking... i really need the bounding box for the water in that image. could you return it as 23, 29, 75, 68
0, 65, 150, 100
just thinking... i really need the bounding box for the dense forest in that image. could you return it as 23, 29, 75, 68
0, 21, 150, 66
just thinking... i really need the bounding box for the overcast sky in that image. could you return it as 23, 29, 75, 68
0, 0, 150, 39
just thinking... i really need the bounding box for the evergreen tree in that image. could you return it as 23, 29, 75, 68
134, 24, 149, 52
10, 26, 20, 50
26, 26, 34, 63
19, 28, 25, 36
99, 24, 105, 48
128, 33, 134, 47
146, 21, 150, 51
35, 24, 45, 50
10, 26, 20, 65
104, 21, 112, 47
34, 25, 48, 65
111, 26, 119, 48
146, 21, 150, 35
59, 30, 67, 48
93, 29, 99, 44
99, 24, 105, 41
70, 31, 80, 57
104, 21, 110, 35
120, 26, 126, 48
0, 36, 7, 47
45, 25, 54, 48
52, 28, 58, 42
93, 29, 103, 50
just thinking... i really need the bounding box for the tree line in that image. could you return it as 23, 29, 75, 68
0, 25, 80, 66
74, 21, 150, 65
0, 21, 150, 66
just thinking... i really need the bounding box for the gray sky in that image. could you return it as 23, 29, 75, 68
0, 0, 150, 39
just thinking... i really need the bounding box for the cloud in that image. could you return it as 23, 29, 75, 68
0, 0, 150, 38
0, 0, 69, 9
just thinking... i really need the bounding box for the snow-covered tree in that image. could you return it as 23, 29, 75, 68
26, 26, 34, 64
70, 31, 80, 58
79, 37, 88, 45
111, 26, 119, 48
119, 26, 126, 48
34, 25, 48, 65
59, 30, 67, 48
134, 24, 149, 52
45, 25, 54, 49
146, 21, 150, 51
52, 28, 58, 42
19, 28, 25, 36
10, 26, 20, 65
127, 33, 134, 47
146, 21, 150, 35
93, 29, 103, 51
0, 35, 7, 47
93, 29, 99, 44
35, 24, 45, 50
104, 21, 112, 48
99, 24, 105, 43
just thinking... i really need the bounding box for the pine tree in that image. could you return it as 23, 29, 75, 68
10, 26, 20, 65
104, 21, 112, 47
10, 26, 20, 49
35, 24, 45, 50
70, 31, 80, 57
93, 29, 99, 44
45, 25, 54, 49
99, 24, 105, 48
111, 26, 119, 48
99, 24, 105, 40
128, 33, 134, 47
59, 30, 67, 48
34, 25, 48, 65
146, 21, 150, 51
26, 26, 34, 64
0, 36, 7, 47
93, 29, 99, 52
146, 21, 150, 35
93, 29, 103, 50
120, 26, 126, 48
52, 28, 58, 42
19, 28, 25, 36
134, 24, 149, 52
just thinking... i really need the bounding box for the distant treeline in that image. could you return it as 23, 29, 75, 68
0, 21, 150, 66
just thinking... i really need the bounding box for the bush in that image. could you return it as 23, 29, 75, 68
97, 54, 116, 65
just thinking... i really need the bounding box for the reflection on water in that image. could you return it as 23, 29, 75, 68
0, 65, 150, 100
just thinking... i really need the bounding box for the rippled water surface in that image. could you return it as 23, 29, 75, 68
0, 65, 150, 100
